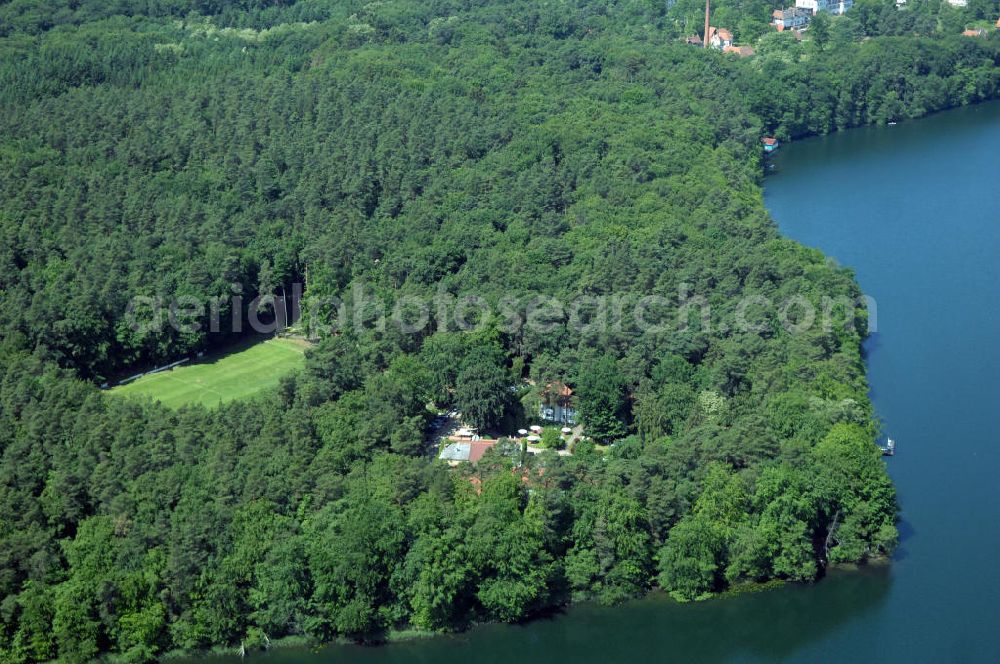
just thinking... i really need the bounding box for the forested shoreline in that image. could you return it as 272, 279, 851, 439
0, 0, 997, 662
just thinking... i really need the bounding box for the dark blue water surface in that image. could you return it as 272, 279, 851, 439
763, 100, 1000, 661
182, 102, 1000, 664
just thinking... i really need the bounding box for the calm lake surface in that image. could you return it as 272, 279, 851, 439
184, 101, 1000, 663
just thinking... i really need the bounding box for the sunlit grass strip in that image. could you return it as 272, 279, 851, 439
110, 337, 308, 408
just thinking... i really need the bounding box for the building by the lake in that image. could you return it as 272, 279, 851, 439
439, 438, 498, 465
539, 381, 578, 425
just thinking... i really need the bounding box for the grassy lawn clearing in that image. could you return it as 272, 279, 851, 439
110, 337, 308, 408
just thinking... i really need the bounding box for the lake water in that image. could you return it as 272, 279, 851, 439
184, 101, 1000, 663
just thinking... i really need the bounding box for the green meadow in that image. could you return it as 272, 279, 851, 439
110, 337, 309, 408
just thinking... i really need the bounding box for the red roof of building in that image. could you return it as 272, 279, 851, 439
707, 26, 733, 41
774, 7, 810, 19
468, 440, 497, 463
542, 381, 573, 398
724, 45, 755, 57
762, 137, 779, 146
962, 28, 986, 37
468, 465, 547, 494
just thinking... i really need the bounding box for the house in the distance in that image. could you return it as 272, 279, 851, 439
772, 7, 811, 30
539, 381, 578, 425
707, 26, 734, 49
962, 28, 988, 37
796, 0, 854, 14
762, 136, 781, 153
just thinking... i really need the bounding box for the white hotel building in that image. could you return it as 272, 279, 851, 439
795, 0, 854, 14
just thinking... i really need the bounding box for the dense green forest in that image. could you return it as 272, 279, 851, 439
0, 0, 997, 661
